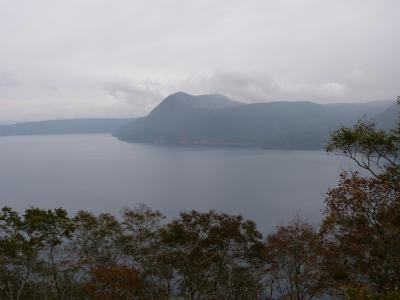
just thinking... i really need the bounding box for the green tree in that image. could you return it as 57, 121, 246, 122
0, 207, 76, 300
22, 208, 75, 300
0, 207, 34, 300
326, 96, 400, 190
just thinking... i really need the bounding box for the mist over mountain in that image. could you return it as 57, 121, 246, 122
377, 104, 400, 130
149, 92, 241, 117
1, 92, 394, 149
113, 92, 394, 150
0, 118, 133, 136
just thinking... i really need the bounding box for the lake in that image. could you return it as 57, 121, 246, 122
0, 134, 355, 233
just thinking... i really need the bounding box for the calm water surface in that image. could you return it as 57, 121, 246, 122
0, 134, 355, 233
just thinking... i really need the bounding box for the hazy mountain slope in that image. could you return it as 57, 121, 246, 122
148, 91, 241, 118
0, 118, 133, 136
377, 104, 399, 130
113, 92, 242, 141
113, 92, 393, 149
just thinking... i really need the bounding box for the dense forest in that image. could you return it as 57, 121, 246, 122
1, 98, 399, 299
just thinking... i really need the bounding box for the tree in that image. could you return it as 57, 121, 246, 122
326, 96, 400, 190
322, 97, 400, 295
72, 211, 123, 270
321, 172, 400, 293
159, 210, 265, 300
0, 207, 34, 300
120, 205, 168, 299
22, 207, 75, 300
264, 219, 328, 300
0, 207, 77, 300
84, 266, 141, 299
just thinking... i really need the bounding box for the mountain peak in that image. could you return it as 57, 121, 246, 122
169, 91, 190, 97
149, 92, 241, 119
166, 91, 235, 102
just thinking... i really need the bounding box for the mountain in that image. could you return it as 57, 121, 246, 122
149, 91, 241, 117
113, 92, 393, 149
113, 92, 242, 142
0, 118, 133, 136
377, 103, 399, 130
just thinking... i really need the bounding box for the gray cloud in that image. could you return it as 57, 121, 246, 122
0, 72, 20, 88
0, 0, 399, 121
103, 80, 164, 116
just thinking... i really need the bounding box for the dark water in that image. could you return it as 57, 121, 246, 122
0, 134, 355, 233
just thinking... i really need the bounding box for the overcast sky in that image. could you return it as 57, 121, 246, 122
0, 0, 399, 121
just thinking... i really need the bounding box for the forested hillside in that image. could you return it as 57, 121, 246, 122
114, 92, 393, 149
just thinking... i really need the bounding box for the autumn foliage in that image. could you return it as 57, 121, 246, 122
84, 266, 141, 299
1, 98, 399, 299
